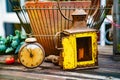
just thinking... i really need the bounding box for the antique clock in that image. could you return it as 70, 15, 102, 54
18, 37, 45, 68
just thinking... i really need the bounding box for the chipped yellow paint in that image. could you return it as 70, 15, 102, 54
62, 35, 77, 69
60, 31, 98, 70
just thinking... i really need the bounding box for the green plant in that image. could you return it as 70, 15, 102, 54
117, 44, 120, 52
0, 30, 27, 54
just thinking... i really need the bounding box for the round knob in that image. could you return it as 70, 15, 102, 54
25, 37, 37, 43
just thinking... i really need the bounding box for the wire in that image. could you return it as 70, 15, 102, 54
57, 0, 72, 22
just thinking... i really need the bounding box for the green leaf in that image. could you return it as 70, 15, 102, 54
15, 42, 25, 54
5, 47, 14, 53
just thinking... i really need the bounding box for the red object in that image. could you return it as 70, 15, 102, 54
5, 57, 15, 64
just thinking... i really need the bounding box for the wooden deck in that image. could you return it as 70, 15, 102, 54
0, 45, 120, 79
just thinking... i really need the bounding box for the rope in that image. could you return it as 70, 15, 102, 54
106, 17, 120, 28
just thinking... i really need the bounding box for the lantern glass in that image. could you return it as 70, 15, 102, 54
76, 37, 92, 61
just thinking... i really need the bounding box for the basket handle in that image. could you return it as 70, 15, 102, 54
34, 0, 39, 2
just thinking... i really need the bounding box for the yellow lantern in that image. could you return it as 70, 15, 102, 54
59, 9, 98, 70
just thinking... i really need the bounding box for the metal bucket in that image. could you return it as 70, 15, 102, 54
25, 1, 91, 56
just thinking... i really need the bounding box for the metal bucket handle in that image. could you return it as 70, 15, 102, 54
34, 0, 72, 21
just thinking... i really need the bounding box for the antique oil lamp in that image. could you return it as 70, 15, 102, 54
59, 9, 98, 70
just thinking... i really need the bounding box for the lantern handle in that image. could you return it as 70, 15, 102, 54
54, 32, 63, 50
